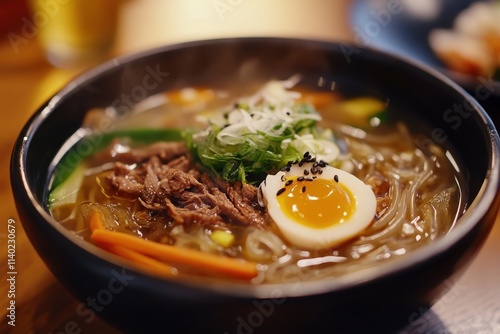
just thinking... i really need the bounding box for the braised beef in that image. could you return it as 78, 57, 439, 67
105, 141, 266, 230
109, 162, 145, 196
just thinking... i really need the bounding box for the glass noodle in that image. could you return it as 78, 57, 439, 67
49, 80, 465, 283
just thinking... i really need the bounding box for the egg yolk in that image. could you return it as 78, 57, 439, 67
277, 177, 355, 229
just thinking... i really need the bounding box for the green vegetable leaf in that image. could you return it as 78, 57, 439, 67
187, 79, 340, 184
51, 128, 188, 191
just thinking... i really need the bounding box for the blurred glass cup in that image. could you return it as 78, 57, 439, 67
29, 0, 122, 68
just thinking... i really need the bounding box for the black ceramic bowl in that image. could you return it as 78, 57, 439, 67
11, 38, 500, 333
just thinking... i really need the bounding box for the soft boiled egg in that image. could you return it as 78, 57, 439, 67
260, 154, 376, 250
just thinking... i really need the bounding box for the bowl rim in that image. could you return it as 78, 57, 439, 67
11, 36, 500, 298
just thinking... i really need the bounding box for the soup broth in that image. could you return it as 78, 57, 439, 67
49, 78, 466, 283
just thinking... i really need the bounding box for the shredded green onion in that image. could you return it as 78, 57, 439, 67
187, 78, 340, 184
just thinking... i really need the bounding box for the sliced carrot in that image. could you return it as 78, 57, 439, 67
91, 229, 258, 280
103, 244, 176, 278
296, 89, 340, 109
88, 212, 175, 278
166, 88, 215, 107
89, 211, 105, 232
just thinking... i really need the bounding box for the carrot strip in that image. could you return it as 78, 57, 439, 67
296, 90, 339, 109
91, 229, 258, 280
88, 212, 175, 277
103, 244, 176, 278
89, 211, 105, 232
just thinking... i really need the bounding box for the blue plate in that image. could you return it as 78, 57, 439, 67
349, 0, 499, 96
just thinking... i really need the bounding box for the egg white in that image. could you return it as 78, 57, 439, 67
261, 162, 376, 250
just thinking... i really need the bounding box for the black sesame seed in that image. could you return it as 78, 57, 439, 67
297, 176, 305, 181
285, 179, 293, 186
334, 175, 339, 182
281, 175, 286, 181
305, 177, 314, 182
302, 186, 306, 193
319, 160, 328, 167
318, 169, 323, 175
276, 188, 286, 196
313, 162, 319, 168
298, 161, 305, 167
286, 111, 291, 116
303, 151, 310, 158
303, 169, 310, 175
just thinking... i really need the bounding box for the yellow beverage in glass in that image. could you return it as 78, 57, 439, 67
29, 0, 121, 68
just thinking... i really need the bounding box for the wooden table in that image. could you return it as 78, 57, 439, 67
1, 1, 499, 333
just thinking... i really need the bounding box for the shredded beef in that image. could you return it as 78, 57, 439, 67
105, 142, 266, 230
109, 162, 145, 196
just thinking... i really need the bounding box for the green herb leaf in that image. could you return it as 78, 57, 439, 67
187, 79, 340, 184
